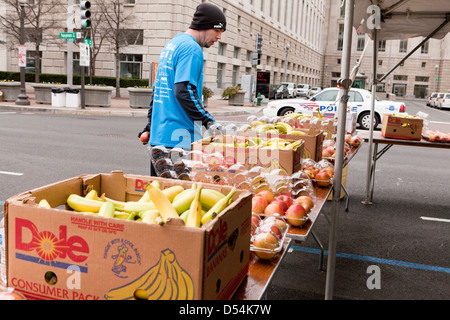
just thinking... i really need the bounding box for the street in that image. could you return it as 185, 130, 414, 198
1, 98, 449, 300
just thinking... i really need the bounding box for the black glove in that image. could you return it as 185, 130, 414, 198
138, 125, 150, 139
138, 125, 150, 145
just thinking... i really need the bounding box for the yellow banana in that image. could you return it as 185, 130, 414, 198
162, 185, 185, 202
100, 194, 125, 211
114, 212, 130, 219
85, 189, 99, 200
138, 180, 161, 202
123, 201, 156, 213
146, 183, 181, 222
201, 187, 236, 225
67, 194, 104, 213
98, 201, 115, 218
141, 209, 162, 225
171, 188, 197, 215
288, 130, 306, 135
185, 184, 202, 228
38, 199, 51, 209
199, 188, 225, 210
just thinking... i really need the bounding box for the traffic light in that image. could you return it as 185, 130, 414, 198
80, 1, 91, 29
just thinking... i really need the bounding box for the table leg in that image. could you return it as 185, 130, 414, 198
311, 230, 325, 271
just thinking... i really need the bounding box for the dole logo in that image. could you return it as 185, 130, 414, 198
15, 218, 89, 263
207, 219, 228, 256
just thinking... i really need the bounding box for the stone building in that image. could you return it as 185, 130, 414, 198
0, 0, 448, 98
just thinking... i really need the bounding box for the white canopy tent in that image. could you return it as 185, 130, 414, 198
325, 0, 450, 300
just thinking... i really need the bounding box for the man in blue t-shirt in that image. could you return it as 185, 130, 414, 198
138, 2, 226, 176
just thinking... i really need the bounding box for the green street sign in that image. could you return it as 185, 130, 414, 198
60, 32, 76, 39
436, 79, 440, 81
84, 39, 92, 46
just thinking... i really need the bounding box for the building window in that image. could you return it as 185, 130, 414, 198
415, 76, 429, 82
119, 29, 144, 46
357, 33, 365, 51
218, 42, 226, 56
421, 62, 426, 68
217, 63, 224, 88
232, 65, 239, 86
421, 39, 429, 54
399, 39, 408, 53
337, 24, 344, 51
25, 51, 42, 73
378, 60, 382, 66
233, 46, 240, 59
393, 75, 408, 81
119, 54, 142, 79
378, 40, 386, 52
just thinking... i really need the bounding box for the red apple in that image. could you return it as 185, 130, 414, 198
256, 190, 274, 204
303, 168, 316, 179
264, 202, 284, 216
270, 200, 288, 213
294, 195, 314, 212
252, 195, 268, 214
252, 232, 279, 260
273, 217, 288, 233
274, 194, 293, 207
285, 203, 308, 227
351, 135, 361, 147
251, 214, 261, 235
259, 221, 283, 239
139, 131, 149, 143
322, 146, 335, 158
315, 170, 331, 187
320, 167, 334, 178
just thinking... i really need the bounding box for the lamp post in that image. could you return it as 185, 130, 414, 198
15, 0, 30, 105
434, 64, 439, 92
284, 42, 290, 82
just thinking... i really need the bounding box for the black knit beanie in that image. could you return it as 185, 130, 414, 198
189, 3, 226, 31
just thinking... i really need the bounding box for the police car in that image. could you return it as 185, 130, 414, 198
262, 87, 407, 130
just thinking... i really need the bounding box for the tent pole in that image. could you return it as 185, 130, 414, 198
324, 0, 354, 301
363, 29, 378, 204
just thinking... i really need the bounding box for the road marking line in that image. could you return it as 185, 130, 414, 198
290, 245, 450, 274
0, 171, 24, 176
420, 216, 450, 223
0, 112, 17, 115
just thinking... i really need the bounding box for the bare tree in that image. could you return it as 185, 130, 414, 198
0, 0, 64, 83
96, 0, 140, 97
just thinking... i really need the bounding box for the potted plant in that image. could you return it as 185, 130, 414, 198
222, 86, 246, 106
202, 86, 214, 108
80, 84, 114, 107
32, 82, 66, 104
0, 80, 21, 102
127, 86, 153, 108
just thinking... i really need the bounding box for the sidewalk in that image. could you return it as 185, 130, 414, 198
0, 90, 264, 118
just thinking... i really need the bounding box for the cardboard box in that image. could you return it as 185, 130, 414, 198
3, 171, 252, 300
191, 135, 304, 175
240, 128, 324, 162
381, 114, 424, 141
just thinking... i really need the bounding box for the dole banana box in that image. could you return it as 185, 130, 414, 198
381, 114, 424, 141
240, 128, 323, 162
191, 135, 304, 175
3, 171, 252, 300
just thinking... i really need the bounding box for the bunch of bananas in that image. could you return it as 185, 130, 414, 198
105, 248, 195, 300
250, 121, 306, 136
259, 138, 303, 150
41, 181, 236, 228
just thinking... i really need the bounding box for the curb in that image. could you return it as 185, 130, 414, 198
0, 104, 257, 117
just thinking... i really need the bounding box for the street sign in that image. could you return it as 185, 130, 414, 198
79, 43, 90, 67
59, 32, 82, 39
84, 38, 92, 46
